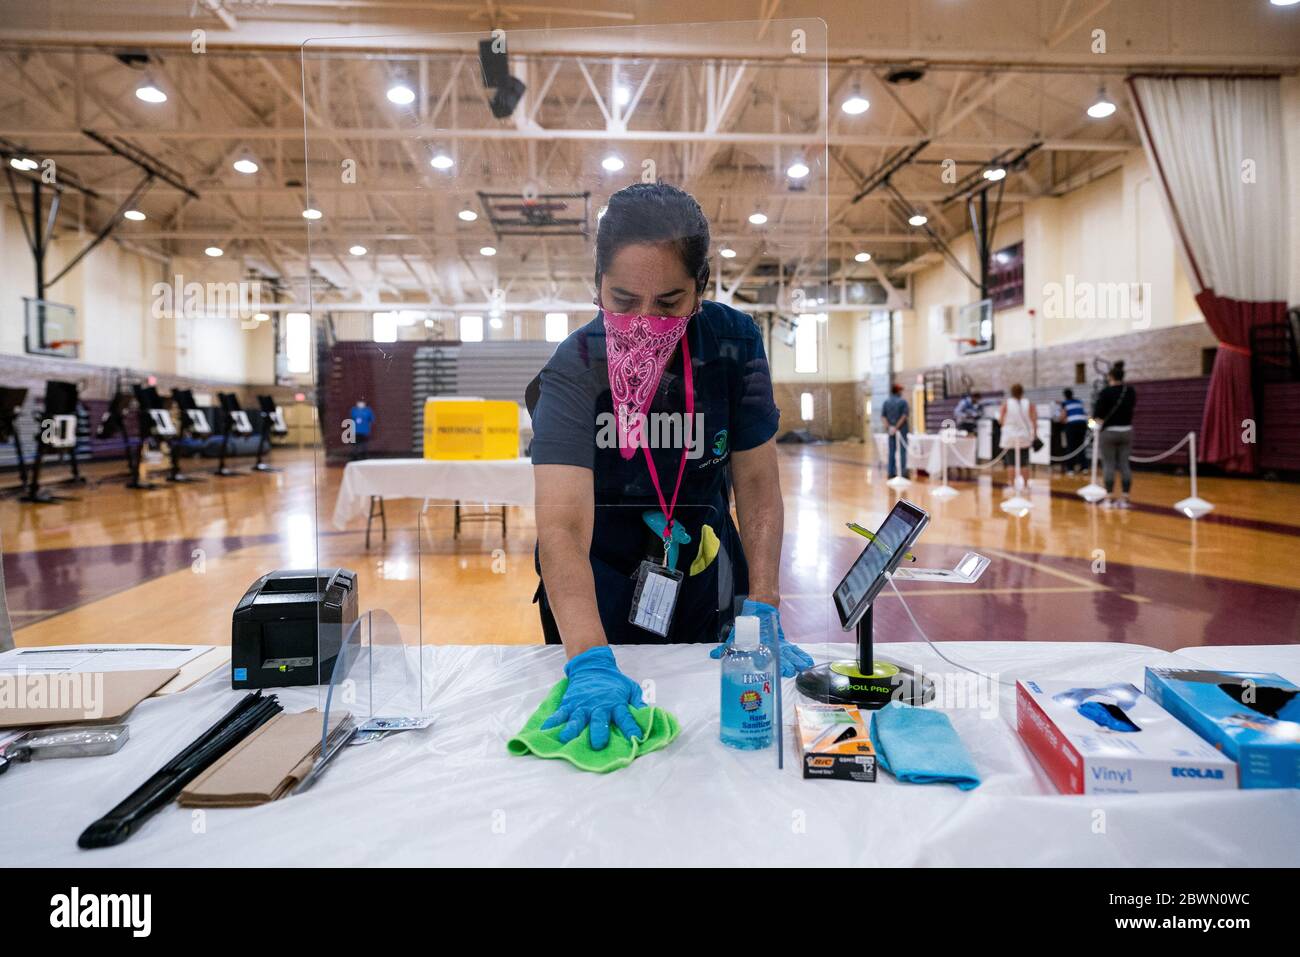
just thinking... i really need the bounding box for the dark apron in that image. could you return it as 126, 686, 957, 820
532, 319, 748, 644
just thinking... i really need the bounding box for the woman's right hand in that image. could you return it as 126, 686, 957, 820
541, 646, 646, 750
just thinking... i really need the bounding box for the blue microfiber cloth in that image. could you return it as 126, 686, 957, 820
869, 702, 980, 790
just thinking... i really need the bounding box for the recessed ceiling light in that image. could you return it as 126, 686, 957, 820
601, 154, 625, 172
349, 245, 367, 256
458, 208, 478, 222
302, 208, 323, 220
983, 167, 1007, 181
205, 246, 224, 257
430, 152, 454, 170
479, 245, 497, 257
720, 247, 737, 259
232, 156, 259, 175
1087, 88, 1117, 119
786, 160, 810, 179
748, 211, 768, 225
9, 156, 38, 171
908, 213, 928, 227
614, 85, 631, 106
123, 209, 146, 221
1270, 0, 1298, 7
854, 251, 871, 263
254, 313, 270, 322
386, 84, 415, 106
135, 82, 167, 104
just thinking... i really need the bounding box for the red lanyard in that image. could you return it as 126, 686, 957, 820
639, 335, 693, 545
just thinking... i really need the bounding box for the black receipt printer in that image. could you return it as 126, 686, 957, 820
232, 568, 358, 689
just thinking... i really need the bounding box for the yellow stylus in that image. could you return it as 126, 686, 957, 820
846, 522, 917, 562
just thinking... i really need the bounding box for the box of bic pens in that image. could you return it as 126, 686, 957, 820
795, 704, 877, 782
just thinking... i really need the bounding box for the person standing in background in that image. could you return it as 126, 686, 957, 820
882, 383, 909, 479
1059, 388, 1089, 475
349, 399, 374, 460
1092, 361, 1136, 508
998, 384, 1036, 488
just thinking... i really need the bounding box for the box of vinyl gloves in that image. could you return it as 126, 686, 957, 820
1016, 680, 1236, 795
796, 704, 877, 782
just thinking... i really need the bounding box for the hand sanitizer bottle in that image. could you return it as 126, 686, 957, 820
720, 615, 774, 750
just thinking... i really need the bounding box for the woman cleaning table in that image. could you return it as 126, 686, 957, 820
525, 182, 813, 750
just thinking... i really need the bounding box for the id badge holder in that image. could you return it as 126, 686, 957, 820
628, 560, 683, 637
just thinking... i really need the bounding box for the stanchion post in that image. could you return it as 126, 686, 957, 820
1077, 421, 1107, 504
1174, 430, 1214, 519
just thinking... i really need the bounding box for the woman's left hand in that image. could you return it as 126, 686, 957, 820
710, 599, 815, 677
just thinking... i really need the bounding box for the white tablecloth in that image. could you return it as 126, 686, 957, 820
332, 457, 534, 528
872, 432, 978, 475
1174, 644, 1300, 679
4, 641, 1297, 867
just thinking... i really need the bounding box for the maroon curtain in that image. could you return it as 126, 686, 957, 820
1195, 290, 1287, 473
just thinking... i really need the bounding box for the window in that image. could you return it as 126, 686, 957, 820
988, 241, 1024, 311
545, 312, 568, 343
373, 312, 398, 343
800, 392, 814, 421
285, 313, 311, 374
1075, 362, 1086, 385
459, 315, 484, 342
795, 314, 822, 373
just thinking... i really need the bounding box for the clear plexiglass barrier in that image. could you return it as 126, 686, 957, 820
302, 20, 830, 756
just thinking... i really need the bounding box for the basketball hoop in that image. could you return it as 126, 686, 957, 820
47, 339, 82, 359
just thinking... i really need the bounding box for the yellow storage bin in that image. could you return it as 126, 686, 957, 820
423, 399, 519, 460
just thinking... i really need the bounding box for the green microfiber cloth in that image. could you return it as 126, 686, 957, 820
507, 679, 680, 773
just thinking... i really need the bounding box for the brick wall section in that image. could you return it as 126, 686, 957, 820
898, 322, 1219, 395
768, 324, 1220, 444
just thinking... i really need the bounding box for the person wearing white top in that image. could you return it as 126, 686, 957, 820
998, 383, 1036, 488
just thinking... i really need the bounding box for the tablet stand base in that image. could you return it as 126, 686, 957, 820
795, 604, 935, 708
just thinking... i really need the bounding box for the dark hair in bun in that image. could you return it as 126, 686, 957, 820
595, 182, 711, 294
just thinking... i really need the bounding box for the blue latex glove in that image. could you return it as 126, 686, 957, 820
540, 646, 646, 751
710, 599, 815, 678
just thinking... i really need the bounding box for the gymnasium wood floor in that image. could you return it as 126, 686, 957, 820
3, 443, 1298, 652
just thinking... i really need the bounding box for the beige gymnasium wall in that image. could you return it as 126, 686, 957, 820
896, 151, 1209, 391
0, 203, 275, 387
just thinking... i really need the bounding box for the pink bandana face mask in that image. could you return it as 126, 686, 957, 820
603, 309, 692, 459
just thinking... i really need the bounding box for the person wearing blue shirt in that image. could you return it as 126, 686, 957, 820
953, 391, 981, 433
525, 182, 813, 751
348, 400, 374, 459
1058, 388, 1088, 474
881, 383, 910, 478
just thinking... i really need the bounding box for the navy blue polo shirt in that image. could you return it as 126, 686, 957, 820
528, 300, 780, 644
